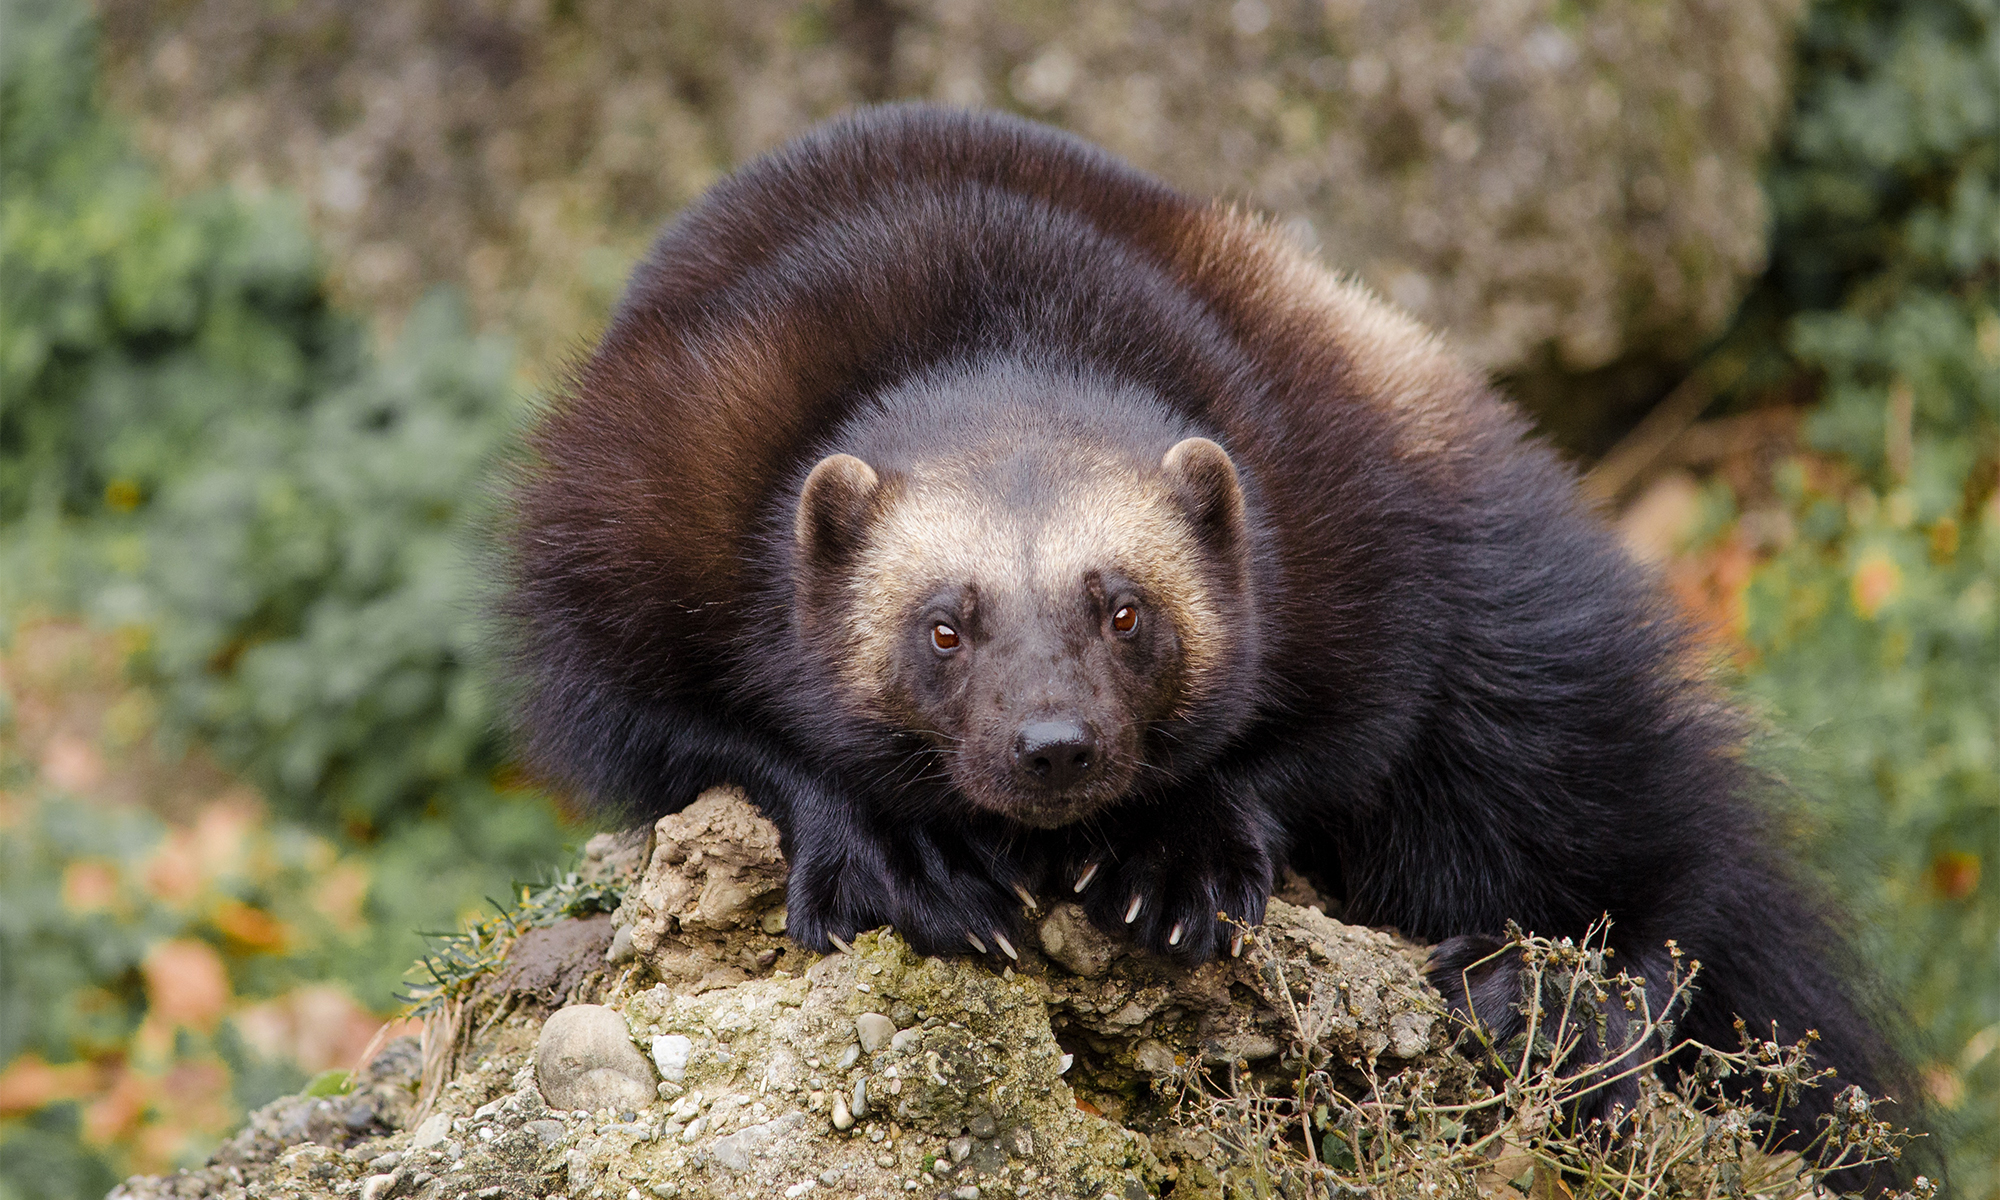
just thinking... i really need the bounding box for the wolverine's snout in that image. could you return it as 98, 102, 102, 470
1013, 718, 1097, 791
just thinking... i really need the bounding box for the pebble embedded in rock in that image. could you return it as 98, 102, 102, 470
850, 1078, 868, 1119
855, 1013, 895, 1053
831, 1093, 853, 1131
524, 1119, 566, 1148
968, 1113, 997, 1138
834, 1044, 861, 1071
888, 1027, 920, 1053
360, 1174, 398, 1200
410, 1112, 453, 1149
651, 1034, 693, 1082
535, 1005, 658, 1114
1132, 1038, 1177, 1076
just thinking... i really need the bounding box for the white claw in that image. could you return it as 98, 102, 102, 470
966, 932, 988, 954
1013, 884, 1040, 912
828, 933, 854, 955
1124, 895, 1143, 924
1230, 934, 1245, 957
1168, 923, 1184, 946
993, 932, 1019, 961
1073, 863, 1099, 893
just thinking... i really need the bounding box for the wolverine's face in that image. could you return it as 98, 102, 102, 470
791, 367, 1250, 827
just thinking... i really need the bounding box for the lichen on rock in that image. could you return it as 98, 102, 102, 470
109, 788, 1458, 1199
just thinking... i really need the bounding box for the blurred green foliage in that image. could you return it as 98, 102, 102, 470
2, 0, 541, 838
1717, 0, 2000, 1188
2, 0, 572, 1192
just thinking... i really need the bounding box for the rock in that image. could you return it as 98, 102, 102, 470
359, 1174, 397, 1200
106, 0, 1799, 446
1037, 903, 1118, 977
408, 1113, 452, 1150
490, 915, 616, 1006
650, 1033, 693, 1082
525, 1118, 566, 1148
110, 790, 1454, 1200
854, 1012, 896, 1053
615, 787, 792, 970
535, 1004, 658, 1113
707, 1113, 810, 1172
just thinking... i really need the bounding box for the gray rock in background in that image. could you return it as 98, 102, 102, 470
102, 0, 1797, 446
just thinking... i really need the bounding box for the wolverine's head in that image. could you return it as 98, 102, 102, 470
790, 361, 1254, 827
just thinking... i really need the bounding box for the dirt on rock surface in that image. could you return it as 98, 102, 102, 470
109, 789, 1457, 1200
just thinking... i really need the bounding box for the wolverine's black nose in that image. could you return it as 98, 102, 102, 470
1015, 720, 1096, 791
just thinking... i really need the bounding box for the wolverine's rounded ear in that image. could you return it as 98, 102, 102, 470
1162, 437, 1246, 550
795, 453, 881, 565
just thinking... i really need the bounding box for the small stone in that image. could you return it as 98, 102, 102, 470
761, 907, 788, 935
855, 1013, 896, 1053
851, 1077, 869, 1118
536, 1005, 658, 1113
877, 1154, 895, 1168
365, 1152, 402, 1172
359, 1174, 397, 1200
819, 1169, 841, 1185
410, 1113, 453, 1149
947, 1136, 972, 1162
525, 1119, 567, 1148
888, 1028, 920, 1053
968, 1113, 998, 1138
1037, 903, 1119, 976
1132, 1039, 1176, 1076
651, 1034, 693, 1083
709, 1114, 808, 1172
679, 1116, 707, 1143
834, 1044, 861, 1071
954, 1189, 982, 1200
1389, 1010, 1433, 1058
606, 923, 637, 963
831, 1093, 853, 1131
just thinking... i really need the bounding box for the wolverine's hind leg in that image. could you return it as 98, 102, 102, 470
1428, 931, 1679, 1128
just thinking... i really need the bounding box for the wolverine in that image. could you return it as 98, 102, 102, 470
507, 105, 1904, 1140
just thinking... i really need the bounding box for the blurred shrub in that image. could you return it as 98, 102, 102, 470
1709, 0, 2000, 1188
0, 619, 566, 1199
1, 0, 548, 839
0, 789, 379, 1198
2, 3, 575, 1187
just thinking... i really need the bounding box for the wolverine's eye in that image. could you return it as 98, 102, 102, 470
1112, 605, 1139, 635
930, 623, 961, 653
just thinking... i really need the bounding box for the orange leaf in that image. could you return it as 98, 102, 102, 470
142, 939, 231, 1032
211, 899, 290, 951
0, 1055, 98, 1115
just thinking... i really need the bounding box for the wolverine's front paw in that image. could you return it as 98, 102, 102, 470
1068, 837, 1272, 962
783, 829, 1029, 963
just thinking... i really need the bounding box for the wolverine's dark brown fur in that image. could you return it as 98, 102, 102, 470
507, 104, 1909, 1163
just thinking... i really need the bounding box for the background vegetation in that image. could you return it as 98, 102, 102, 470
1, 0, 1994, 1195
